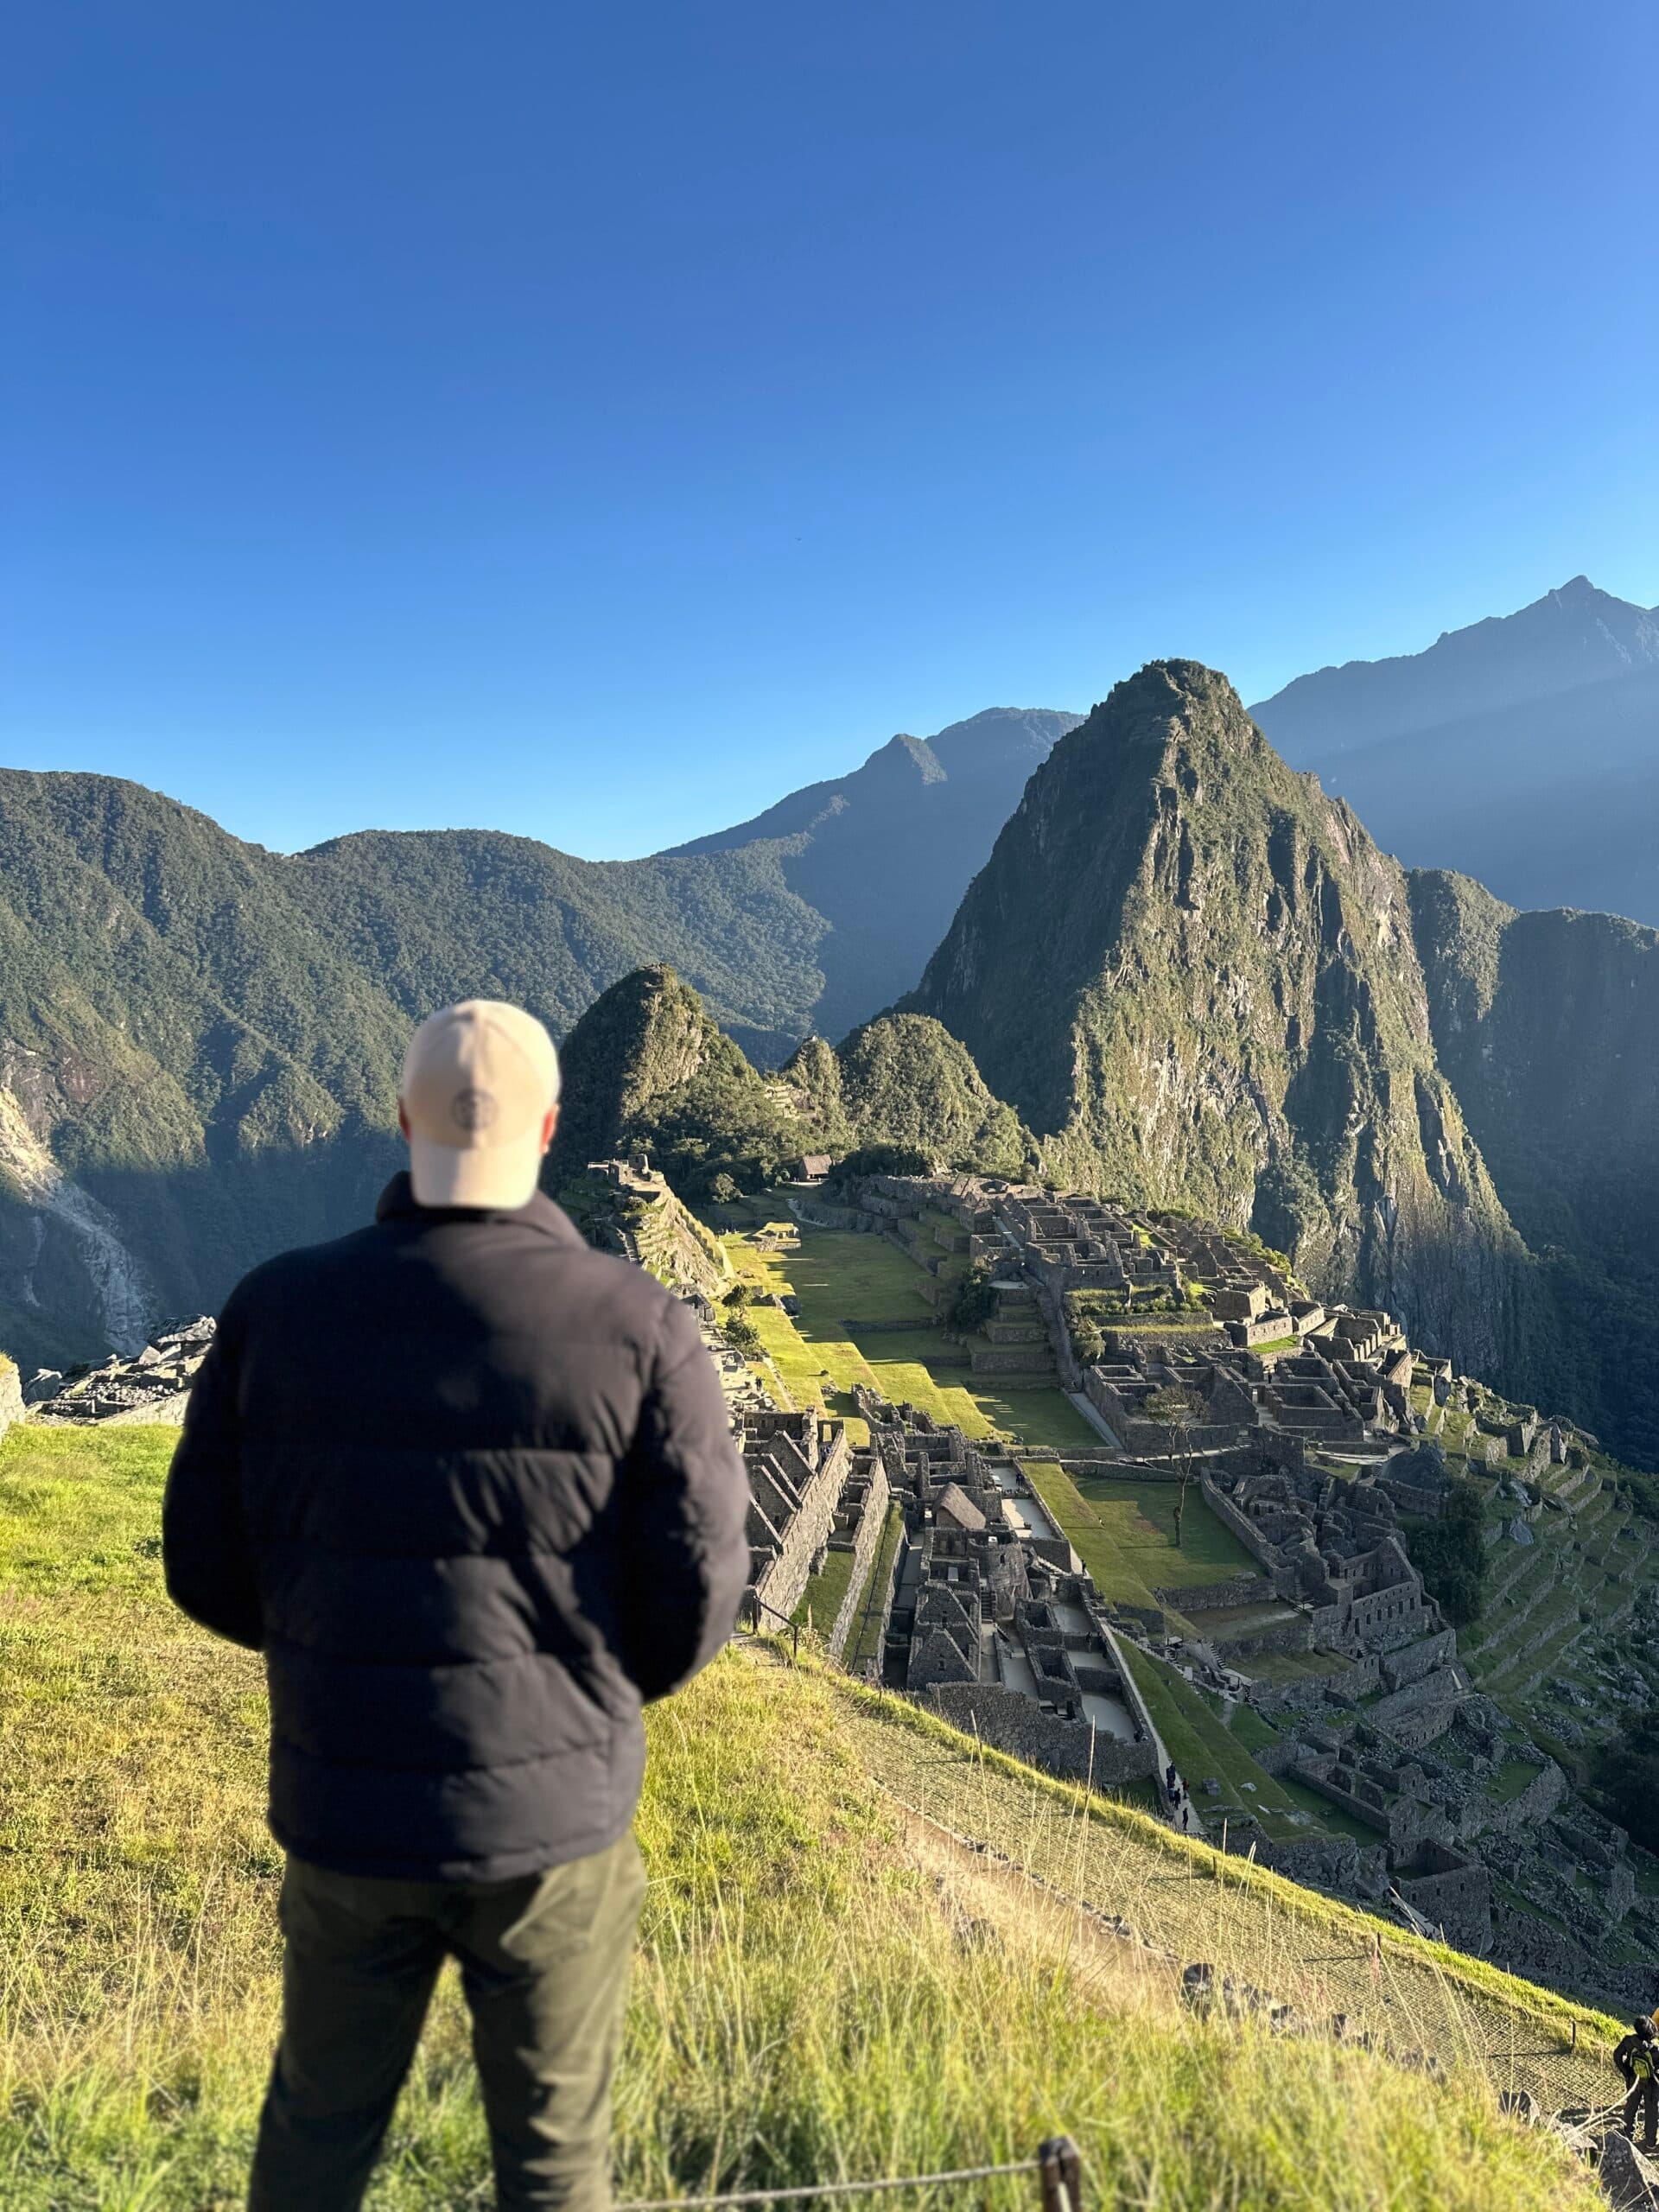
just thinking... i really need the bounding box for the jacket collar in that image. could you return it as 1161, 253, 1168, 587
374, 1171, 582, 1246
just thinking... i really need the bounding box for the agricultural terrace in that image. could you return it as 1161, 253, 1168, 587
718, 1217, 1097, 1451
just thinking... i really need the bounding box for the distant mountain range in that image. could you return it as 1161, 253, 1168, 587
3, 580, 1657, 1465
0, 709, 1073, 1374
665, 706, 1081, 1039
1252, 577, 1659, 927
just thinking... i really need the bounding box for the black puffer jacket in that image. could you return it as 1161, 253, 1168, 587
162, 1174, 752, 1882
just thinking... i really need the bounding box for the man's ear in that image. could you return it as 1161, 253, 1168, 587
541, 1103, 559, 1152
397, 1099, 410, 1140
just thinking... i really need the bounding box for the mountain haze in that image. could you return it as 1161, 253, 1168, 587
1252, 578, 1659, 926
667, 708, 1081, 1038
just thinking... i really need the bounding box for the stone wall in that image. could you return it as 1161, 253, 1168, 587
788, 1196, 876, 1232
1252, 1833, 1389, 1901
969, 1346, 1058, 1376
1380, 1628, 1457, 1690
1368, 1669, 1459, 1751
1196, 1474, 1285, 1580
1153, 1572, 1276, 1612
1465, 1759, 1567, 1840
1394, 1852, 1492, 1950
1249, 1656, 1379, 1719
1217, 1611, 1315, 1660
103, 1392, 191, 1427
925, 1683, 1156, 1787
752, 1450, 844, 1624
827, 1460, 892, 1662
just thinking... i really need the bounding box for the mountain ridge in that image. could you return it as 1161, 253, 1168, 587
1252, 575, 1659, 759
1251, 578, 1659, 927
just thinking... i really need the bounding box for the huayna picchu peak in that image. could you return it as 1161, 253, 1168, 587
907, 662, 1528, 1381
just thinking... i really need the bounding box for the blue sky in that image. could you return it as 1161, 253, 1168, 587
4, 1, 1655, 858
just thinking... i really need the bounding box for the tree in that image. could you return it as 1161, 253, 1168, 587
1143, 1383, 1203, 1549
709, 1172, 741, 1205
947, 1262, 999, 1333
1405, 1479, 1486, 1627
1072, 1318, 1105, 1364
723, 1313, 762, 1356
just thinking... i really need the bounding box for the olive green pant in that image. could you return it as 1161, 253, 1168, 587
249, 1832, 647, 2212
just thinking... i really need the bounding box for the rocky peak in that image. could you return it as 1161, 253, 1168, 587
909, 663, 1527, 1380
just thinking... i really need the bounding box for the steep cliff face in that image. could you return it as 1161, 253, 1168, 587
1411, 872, 1659, 1464
910, 661, 1528, 1376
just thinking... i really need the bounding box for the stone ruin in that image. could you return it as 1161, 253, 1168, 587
841, 1390, 1156, 1789
26, 1318, 216, 1427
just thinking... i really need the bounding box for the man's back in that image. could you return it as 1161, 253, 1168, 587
163, 999, 753, 2212
165, 1173, 752, 1883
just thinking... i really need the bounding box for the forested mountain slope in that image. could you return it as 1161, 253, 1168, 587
546, 966, 1033, 1197
0, 772, 823, 1365
1411, 870, 1659, 1465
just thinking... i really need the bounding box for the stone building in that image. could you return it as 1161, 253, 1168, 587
744, 1410, 853, 1621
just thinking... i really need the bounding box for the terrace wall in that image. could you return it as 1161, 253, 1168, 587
1153, 1572, 1275, 1611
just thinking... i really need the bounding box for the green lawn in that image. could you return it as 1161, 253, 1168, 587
1022, 1461, 1260, 1623
1226, 1703, 1282, 1753
1116, 1643, 1338, 1843
724, 1224, 1096, 1451
791, 1544, 858, 1635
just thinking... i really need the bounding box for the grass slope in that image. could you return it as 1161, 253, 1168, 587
0, 1427, 1612, 2209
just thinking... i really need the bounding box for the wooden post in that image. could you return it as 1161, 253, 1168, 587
1038, 2135, 1083, 2212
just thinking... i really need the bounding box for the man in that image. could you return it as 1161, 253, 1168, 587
163, 1001, 753, 2212
1616, 2017, 1659, 2152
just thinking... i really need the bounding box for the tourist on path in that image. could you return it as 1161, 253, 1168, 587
1617, 2018, 1659, 2151
163, 1001, 753, 2212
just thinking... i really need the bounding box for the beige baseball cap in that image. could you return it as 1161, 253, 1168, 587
400, 1000, 561, 1210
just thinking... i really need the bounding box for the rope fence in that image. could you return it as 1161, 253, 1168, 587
619, 2137, 1083, 2212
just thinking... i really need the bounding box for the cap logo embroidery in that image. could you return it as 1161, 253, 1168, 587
451, 1086, 499, 1134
